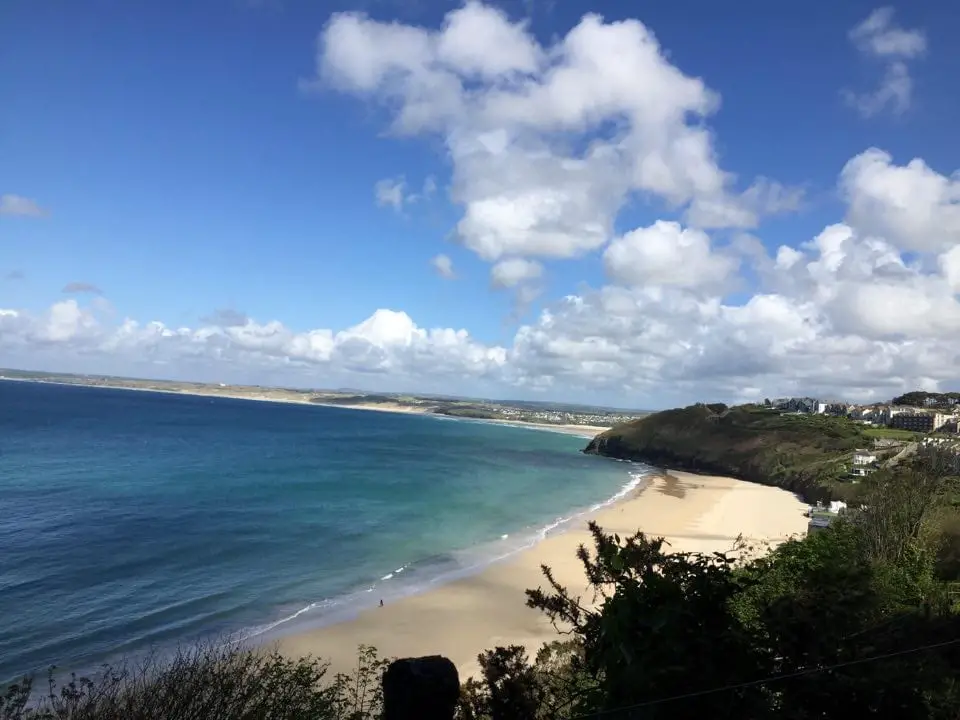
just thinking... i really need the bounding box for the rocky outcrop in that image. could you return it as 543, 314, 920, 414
382, 655, 460, 720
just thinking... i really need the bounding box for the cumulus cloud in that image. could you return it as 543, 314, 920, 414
62, 282, 103, 295
430, 253, 456, 279
840, 148, 960, 252
0, 303, 507, 387
844, 7, 926, 117
0, 194, 45, 217
311, 1, 799, 272
491, 258, 543, 288
603, 221, 737, 291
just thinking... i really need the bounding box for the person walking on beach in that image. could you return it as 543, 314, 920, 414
379, 599, 384, 607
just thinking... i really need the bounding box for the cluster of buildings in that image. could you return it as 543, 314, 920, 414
764, 395, 960, 482
489, 405, 645, 427
765, 397, 960, 435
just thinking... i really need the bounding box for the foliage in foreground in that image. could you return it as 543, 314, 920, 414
458, 464, 960, 720
0, 644, 388, 720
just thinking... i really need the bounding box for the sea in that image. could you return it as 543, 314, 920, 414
0, 380, 648, 684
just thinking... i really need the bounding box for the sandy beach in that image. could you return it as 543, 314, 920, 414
276, 471, 809, 680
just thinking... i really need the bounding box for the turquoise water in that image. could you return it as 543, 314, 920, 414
0, 380, 645, 683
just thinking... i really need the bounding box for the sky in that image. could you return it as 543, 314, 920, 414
2, 0, 960, 409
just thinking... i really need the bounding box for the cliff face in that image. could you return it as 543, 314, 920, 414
584, 404, 868, 503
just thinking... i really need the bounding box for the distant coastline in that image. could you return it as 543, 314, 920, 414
0, 375, 612, 439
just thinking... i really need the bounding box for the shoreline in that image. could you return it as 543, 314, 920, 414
248, 463, 652, 647
1, 378, 610, 439
275, 470, 809, 680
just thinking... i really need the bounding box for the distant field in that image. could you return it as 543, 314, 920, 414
863, 427, 919, 440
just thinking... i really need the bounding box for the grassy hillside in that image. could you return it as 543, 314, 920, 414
584, 403, 870, 502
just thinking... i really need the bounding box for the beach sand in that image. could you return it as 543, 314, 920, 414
276, 471, 809, 681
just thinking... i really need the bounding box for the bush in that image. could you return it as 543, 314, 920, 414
0, 643, 388, 720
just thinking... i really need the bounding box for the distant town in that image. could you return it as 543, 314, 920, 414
764, 392, 960, 481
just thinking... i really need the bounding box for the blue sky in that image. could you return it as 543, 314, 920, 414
2, 0, 959, 407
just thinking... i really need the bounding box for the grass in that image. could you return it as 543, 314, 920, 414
863, 427, 920, 441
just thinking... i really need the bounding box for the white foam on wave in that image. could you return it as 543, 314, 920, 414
429, 465, 653, 574
233, 600, 323, 644
526, 468, 648, 544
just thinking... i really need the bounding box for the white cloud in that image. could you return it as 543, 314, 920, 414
430, 253, 456, 279
840, 148, 960, 253
313, 2, 799, 270
434, 0, 542, 79
844, 8, 926, 117
374, 175, 438, 211
603, 221, 737, 290
490, 257, 543, 288
0, 194, 45, 217
2, 303, 507, 385
849, 7, 926, 59
374, 177, 408, 211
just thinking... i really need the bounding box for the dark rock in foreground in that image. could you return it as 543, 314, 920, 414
383, 655, 460, 720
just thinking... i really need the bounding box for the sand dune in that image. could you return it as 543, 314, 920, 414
276, 471, 808, 681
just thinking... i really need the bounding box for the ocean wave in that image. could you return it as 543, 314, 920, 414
245, 462, 654, 646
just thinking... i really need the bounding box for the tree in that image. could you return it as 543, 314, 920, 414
526, 524, 772, 718
519, 511, 960, 719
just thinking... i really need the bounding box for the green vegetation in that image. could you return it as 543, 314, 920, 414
456, 461, 960, 719
585, 403, 870, 503
1, 645, 389, 720
864, 426, 921, 441
434, 406, 501, 420
893, 391, 960, 407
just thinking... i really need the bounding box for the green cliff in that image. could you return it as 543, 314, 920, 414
584, 403, 869, 502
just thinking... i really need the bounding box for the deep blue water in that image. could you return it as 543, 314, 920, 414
0, 380, 643, 683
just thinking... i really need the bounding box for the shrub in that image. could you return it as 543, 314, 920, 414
0, 643, 387, 720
